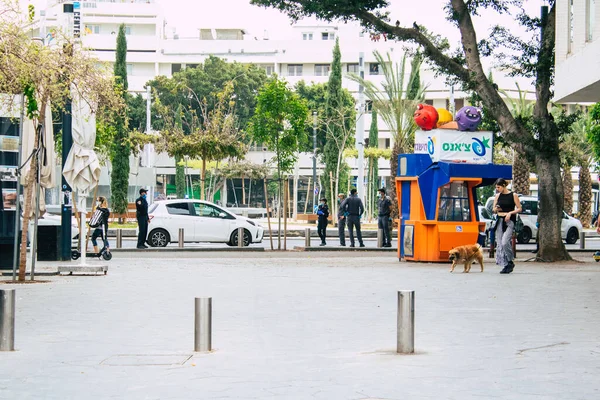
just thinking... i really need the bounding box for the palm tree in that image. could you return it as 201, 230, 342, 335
347, 51, 426, 218
499, 83, 534, 195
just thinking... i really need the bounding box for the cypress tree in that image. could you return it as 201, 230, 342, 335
174, 104, 185, 198
110, 24, 131, 220
322, 38, 349, 207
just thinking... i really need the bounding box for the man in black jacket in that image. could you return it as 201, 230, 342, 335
136, 188, 149, 249
316, 198, 329, 246
339, 188, 365, 247
377, 188, 392, 247
337, 193, 347, 246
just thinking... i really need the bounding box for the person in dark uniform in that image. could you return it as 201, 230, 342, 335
339, 188, 365, 247
377, 188, 392, 247
337, 193, 347, 246
136, 188, 150, 249
317, 198, 329, 246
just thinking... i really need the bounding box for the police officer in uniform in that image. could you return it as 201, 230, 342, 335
136, 188, 149, 249
340, 188, 365, 247
377, 188, 392, 247
337, 193, 347, 246
316, 198, 329, 246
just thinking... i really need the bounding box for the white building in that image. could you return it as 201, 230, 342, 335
555, 0, 600, 103
35, 0, 537, 209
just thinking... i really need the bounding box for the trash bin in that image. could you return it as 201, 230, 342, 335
37, 225, 63, 261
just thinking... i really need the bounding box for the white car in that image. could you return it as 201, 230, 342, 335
485, 196, 583, 244
145, 199, 264, 247
477, 205, 494, 245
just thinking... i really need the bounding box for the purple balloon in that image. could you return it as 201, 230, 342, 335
455, 106, 482, 131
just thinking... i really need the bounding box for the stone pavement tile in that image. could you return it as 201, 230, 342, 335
0, 254, 598, 399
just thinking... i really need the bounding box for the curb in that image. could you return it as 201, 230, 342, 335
293, 246, 396, 252
110, 247, 265, 253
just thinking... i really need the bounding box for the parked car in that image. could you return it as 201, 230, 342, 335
485, 195, 583, 244
144, 199, 264, 247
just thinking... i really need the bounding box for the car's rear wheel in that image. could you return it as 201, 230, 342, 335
148, 229, 170, 247
230, 229, 251, 247
565, 227, 579, 244
517, 227, 532, 244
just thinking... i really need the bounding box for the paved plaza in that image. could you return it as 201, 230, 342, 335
0, 252, 599, 400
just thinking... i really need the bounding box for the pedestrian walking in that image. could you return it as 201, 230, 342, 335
377, 188, 392, 247
136, 188, 150, 249
340, 188, 365, 247
492, 178, 522, 273
337, 193, 347, 246
317, 198, 329, 246
90, 196, 110, 254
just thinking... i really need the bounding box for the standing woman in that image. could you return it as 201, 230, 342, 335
91, 196, 111, 254
492, 179, 522, 274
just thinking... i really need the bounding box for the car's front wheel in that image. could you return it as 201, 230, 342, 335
148, 229, 170, 247
565, 227, 579, 244
517, 227, 532, 244
230, 229, 251, 247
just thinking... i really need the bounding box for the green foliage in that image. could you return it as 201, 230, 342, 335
344, 147, 391, 160
250, 77, 308, 174
175, 156, 185, 199
23, 83, 38, 119
584, 103, 600, 163
111, 23, 130, 215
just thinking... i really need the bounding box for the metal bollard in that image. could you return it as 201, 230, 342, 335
397, 290, 415, 354
580, 232, 585, 249
305, 228, 311, 247
237, 227, 244, 248
178, 228, 184, 248
194, 297, 212, 352
377, 229, 384, 248
0, 290, 15, 351
116, 229, 122, 249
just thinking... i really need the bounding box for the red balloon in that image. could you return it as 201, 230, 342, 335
414, 104, 439, 131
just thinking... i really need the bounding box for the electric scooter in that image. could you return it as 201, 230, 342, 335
71, 245, 112, 261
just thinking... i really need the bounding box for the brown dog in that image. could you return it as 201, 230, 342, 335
449, 244, 484, 273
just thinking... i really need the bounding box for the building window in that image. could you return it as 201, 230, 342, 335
85, 24, 100, 34
125, 26, 132, 36
424, 99, 434, 106
287, 64, 303, 76
568, 0, 574, 52
384, 138, 391, 149
302, 32, 313, 41
347, 63, 359, 73
171, 63, 182, 74
126, 64, 133, 75
261, 65, 274, 76
587, 0, 596, 42
321, 32, 335, 40
365, 100, 373, 112
315, 64, 330, 76
186, 64, 199, 69
369, 63, 380, 75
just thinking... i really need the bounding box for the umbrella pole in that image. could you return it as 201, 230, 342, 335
77, 192, 88, 266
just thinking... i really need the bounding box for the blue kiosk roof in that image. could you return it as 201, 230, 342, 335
397, 154, 513, 220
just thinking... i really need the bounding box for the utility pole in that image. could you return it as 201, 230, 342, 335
312, 111, 317, 213
356, 52, 365, 201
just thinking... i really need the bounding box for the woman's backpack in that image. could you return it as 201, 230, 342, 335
89, 209, 103, 228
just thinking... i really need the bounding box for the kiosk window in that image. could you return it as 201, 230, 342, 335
438, 182, 471, 222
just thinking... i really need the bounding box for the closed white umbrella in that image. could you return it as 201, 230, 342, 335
62, 93, 100, 266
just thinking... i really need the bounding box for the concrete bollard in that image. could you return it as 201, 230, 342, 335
397, 290, 414, 354
0, 290, 15, 351
377, 229, 384, 248
305, 228, 311, 247
178, 228, 184, 248
237, 227, 244, 248
580, 232, 585, 249
194, 297, 212, 352
116, 229, 123, 249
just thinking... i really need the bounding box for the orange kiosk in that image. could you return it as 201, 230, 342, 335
395, 153, 512, 262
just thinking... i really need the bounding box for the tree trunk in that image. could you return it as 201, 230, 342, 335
512, 149, 530, 195
200, 159, 206, 200
578, 164, 592, 228
175, 156, 185, 199
536, 153, 572, 262
562, 165, 573, 215
389, 142, 401, 222
18, 120, 41, 281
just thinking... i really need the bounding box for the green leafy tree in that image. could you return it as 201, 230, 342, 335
174, 104, 186, 198
294, 81, 327, 152
250, 77, 308, 249
251, 0, 576, 262
368, 110, 379, 217
347, 50, 425, 220
110, 24, 131, 219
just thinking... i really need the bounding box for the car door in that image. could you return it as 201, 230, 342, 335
164, 202, 195, 242
191, 202, 233, 242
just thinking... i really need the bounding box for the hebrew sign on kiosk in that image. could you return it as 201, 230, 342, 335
414, 129, 494, 164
